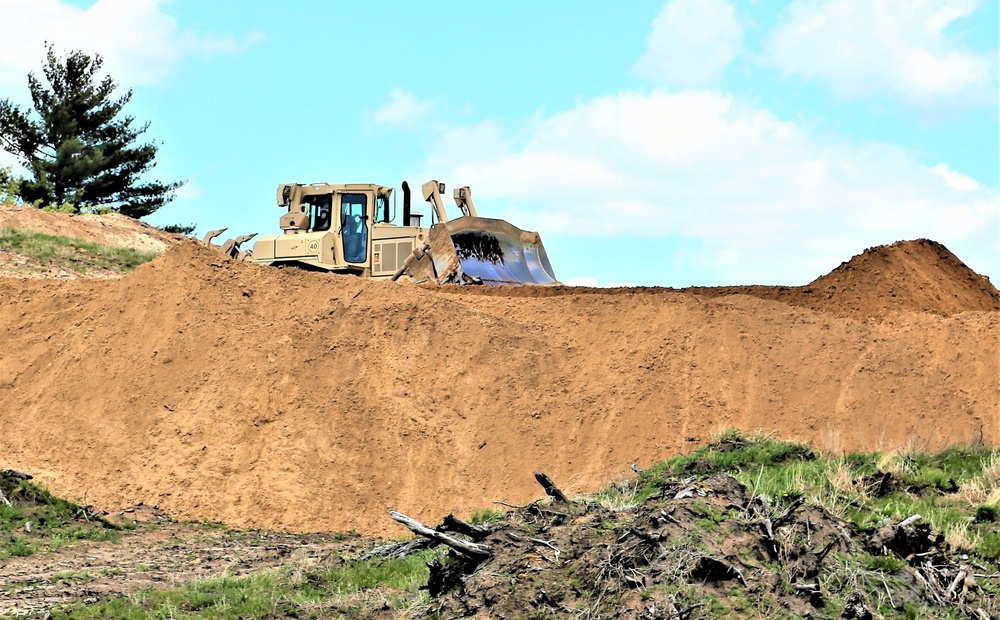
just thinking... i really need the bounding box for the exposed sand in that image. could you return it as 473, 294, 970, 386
0, 206, 996, 535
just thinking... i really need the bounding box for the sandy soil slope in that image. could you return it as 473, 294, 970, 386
0, 204, 178, 253
0, 204, 181, 279
1, 231, 996, 536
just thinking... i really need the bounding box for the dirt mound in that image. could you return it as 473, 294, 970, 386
689, 239, 1000, 318
451, 239, 1000, 320
0, 203, 179, 254
806, 239, 1000, 317
0, 240, 997, 535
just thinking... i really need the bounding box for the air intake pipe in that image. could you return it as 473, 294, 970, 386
402, 181, 411, 225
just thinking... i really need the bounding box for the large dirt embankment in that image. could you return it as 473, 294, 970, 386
0, 240, 997, 535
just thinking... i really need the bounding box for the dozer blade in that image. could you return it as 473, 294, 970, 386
405, 217, 558, 286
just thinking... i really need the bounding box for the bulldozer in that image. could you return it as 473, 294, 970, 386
207, 179, 558, 286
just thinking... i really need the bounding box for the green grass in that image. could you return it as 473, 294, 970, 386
47, 549, 441, 620
599, 429, 1000, 561
0, 226, 159, 274
608, 429, 816, 505
725, 444, 1000, 560
0, 479, 124, 560
469, 508, 506, 525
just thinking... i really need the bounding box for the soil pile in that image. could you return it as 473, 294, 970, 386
804, 239, 1000, 317
0, 204, 179, 254
449, 239, 1000, 320
0, 239, 997, 535
600, 239, 999, 320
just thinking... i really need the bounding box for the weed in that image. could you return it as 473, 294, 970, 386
470, 508, 506, 525
860, 553, 906, 573
51, 570, 93, 583
4, 537, 34, 558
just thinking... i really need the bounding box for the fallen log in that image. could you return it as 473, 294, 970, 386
440, 513, 492, 541
360, 538, 435, 561
390, 511, 492, 560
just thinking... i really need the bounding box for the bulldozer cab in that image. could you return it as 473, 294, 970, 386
252, 183, 422, 276
249, 179, 557, 285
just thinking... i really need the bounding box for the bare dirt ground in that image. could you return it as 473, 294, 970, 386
1, 522, 363, 617
0, 205, 997, 538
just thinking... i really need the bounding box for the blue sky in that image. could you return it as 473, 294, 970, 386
0, 0, 997, 286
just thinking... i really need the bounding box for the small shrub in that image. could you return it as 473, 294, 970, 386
976, 531, 1000, 560
974, 504, 998, 523
6, 537, 34, 557
159, 223, 196, 235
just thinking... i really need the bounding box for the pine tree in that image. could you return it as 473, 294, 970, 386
0, 45, 183, 218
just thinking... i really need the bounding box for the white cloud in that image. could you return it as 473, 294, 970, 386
422, 90, 999, 284
371, 90, 435, 128
173, 179, 203, 201
766, 0, 997, 107
565, 276, 637, 288
634, 0, 743, 86
0, 0, 260, 92
933, 163, 980, 192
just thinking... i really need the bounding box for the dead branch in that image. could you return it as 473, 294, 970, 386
912, 566, 944, 605
493, 500, 529, 509
674, 602, 705, 620
534, 472, 568, 503
882, 576, 895, 609
656, 508, 681, 525
814, 539, 837, 562
773, 497, 805, 527
898, 514, 922, 528
627, 527, 665, 543
390, 511, 492, 560
944, 568, 967, 600
530, 537, 561, 563
439, 513, 492, 541
360, 538, 434, 561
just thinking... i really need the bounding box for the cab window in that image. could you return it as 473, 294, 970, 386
305, 195, 333, 232
340, 193, 368, 263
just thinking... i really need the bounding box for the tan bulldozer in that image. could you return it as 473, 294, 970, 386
217, 179, 558, 286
